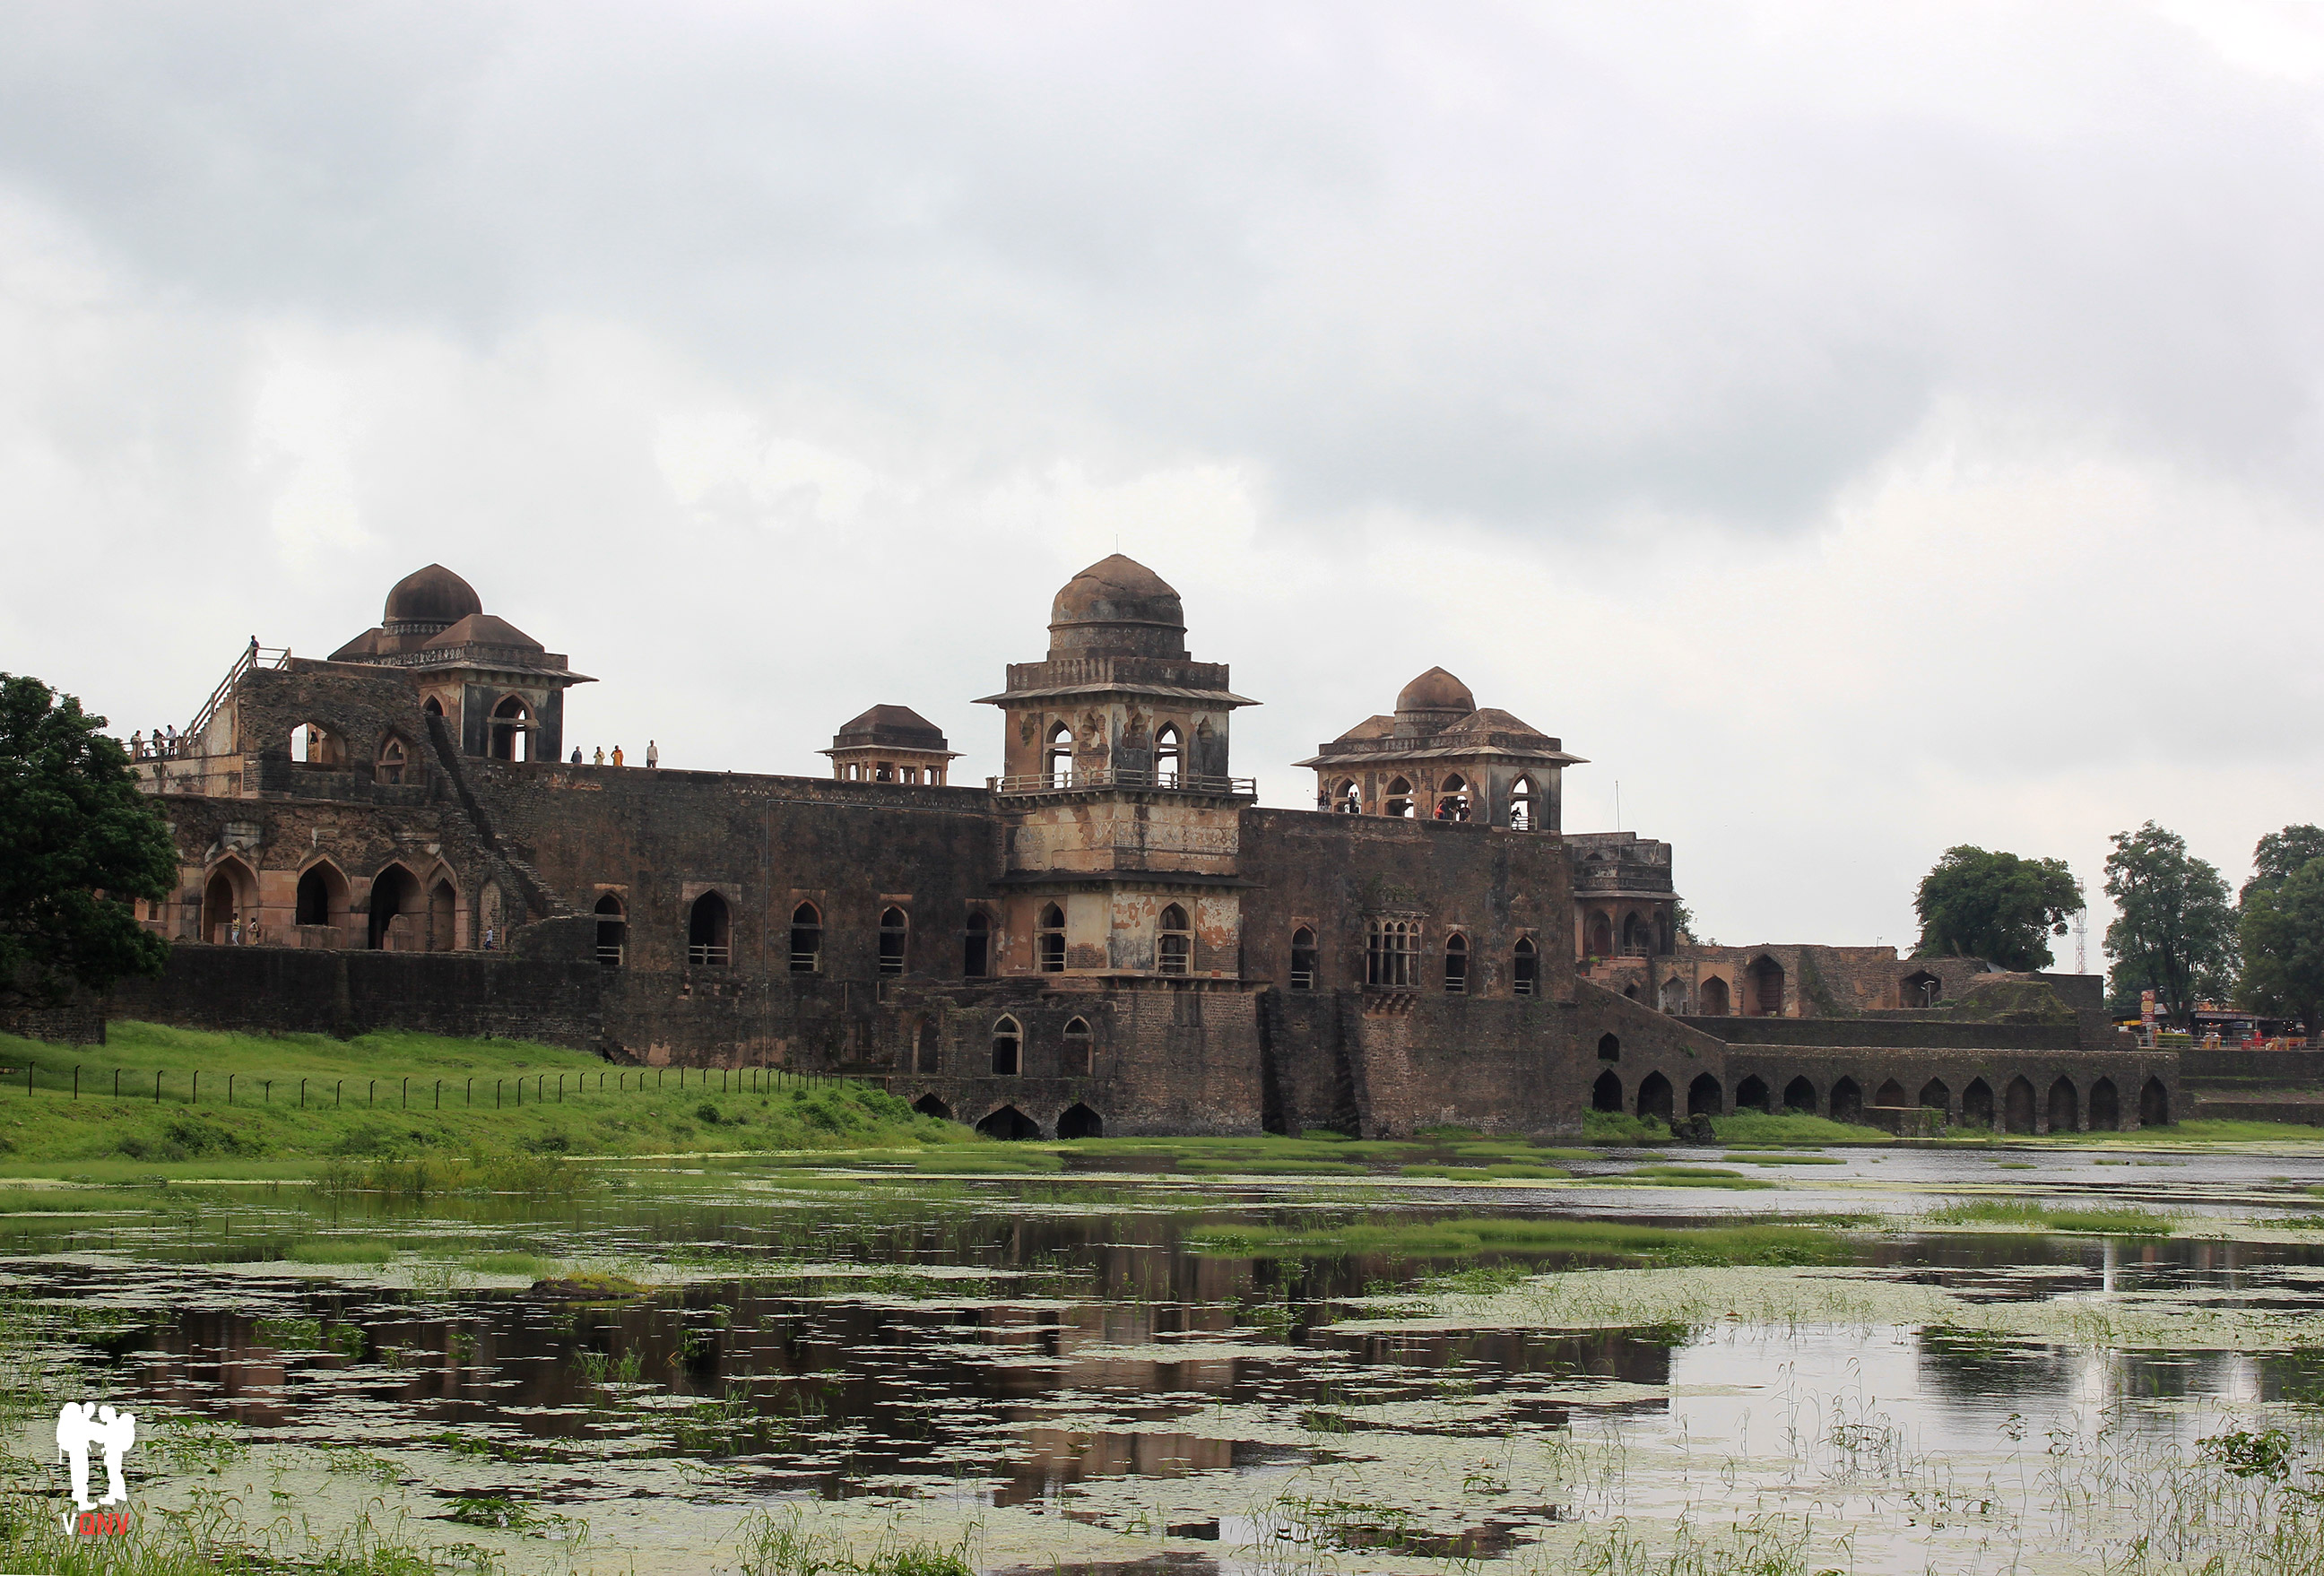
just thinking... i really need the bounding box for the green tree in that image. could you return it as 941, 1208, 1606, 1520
2242, 824, 2324, 905
2240, 858, 2324, 1035
0, 674, 177, 1009
2103, 821, 2237, 1027
1912, 845, 2082, 972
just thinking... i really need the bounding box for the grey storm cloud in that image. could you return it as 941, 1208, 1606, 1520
4, 2, 2320, 533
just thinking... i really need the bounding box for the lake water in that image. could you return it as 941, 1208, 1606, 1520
11, 1141, 2324, 1573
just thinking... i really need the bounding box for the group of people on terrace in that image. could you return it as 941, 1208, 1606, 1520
566, 740, 658, 767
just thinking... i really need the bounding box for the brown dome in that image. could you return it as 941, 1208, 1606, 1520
1047, 554, 1187, 659
385, 564, 483, 628
1396, 667, 1475, 714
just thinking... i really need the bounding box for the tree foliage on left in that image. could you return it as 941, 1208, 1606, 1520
1912, 845, 2082, 972
0, 674, 177, 1009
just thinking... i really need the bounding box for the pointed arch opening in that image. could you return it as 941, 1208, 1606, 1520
1876, 1078, 1908, 1107
1961, 1078, 1995, 1128
1687, 1074, 1722, 1116
376, 734, 410, 786
964, 910, 993, 977
1157, 904, 1191, 975
1782, 1076, 1817, 1113
1057, 1103, 1104, 1139
1289, 926, 1317, 991
1045, 722, 1074, 787
289, 723, 343, 767
1384, 776, 1415, 818
991, 1016, 1022, 1076
789, 901, 821, 974
2139, 1077, 2170, 1126
2004, 1077, 2037, 1134
1155, 723, 1183, 786
1635, 1071, 1674, 1122
976, 1104, 1041, 1140
879, 906, 909, 976
294, 861, 348, 931
1435, 774, 1470, 821
1658, 976, 1688, 1014
1747, 956, 1785, 1016
913, 1094, 952, 1121
1591, 1070, 1624, 1112
490, 696, 533, 762
203, 857, 258, 944
1036, 903, 1066, 973
1587, 913, 1614, 957
2088, 1078, 2119, 1130
1830, 1077, 1863, 1123
688, 891, 732, 967
1366, 919, 1417, 986
1443, 931, 1469, 994
1062, 1017, 1093, 1077
422, 696, 445, 719
368, 862, 421, 950
2047, 1077, 2078, 1134
1509, 775, 1537, 831
1513, 935, 1539, 997
1333, 779, 1362, 814
1597, 1033, 1620, 1062
1901, 969, 1943, 1009
594, 893, 626, 966
1919, 1078, 1950, 1113
1698, 976, 1730, 1016
1735, 1074, 1770, 1112
427, 876, 457, 951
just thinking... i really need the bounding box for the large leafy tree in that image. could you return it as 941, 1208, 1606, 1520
0, 674, 177, 1009
1912, 845, 2082, 972
2240, 857, 2324, 1035
2242, 824, 2324, 905
2103, 821, 2237, 1027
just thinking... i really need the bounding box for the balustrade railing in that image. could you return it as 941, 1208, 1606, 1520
991, 768, 1256, 797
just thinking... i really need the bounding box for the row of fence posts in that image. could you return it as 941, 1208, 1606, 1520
12, 1062, 837, 1108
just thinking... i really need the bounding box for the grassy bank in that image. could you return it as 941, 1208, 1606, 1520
0, 1022, 963, 1173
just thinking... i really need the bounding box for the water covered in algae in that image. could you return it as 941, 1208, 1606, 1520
5, 1140, 2324, 1572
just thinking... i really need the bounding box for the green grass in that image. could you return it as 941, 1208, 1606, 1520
1399, 1163, 1572, 1181
1190, 1215, 1862, 1267
283, 1237, 395, 1264
1922, 1199, 2177, 1235
1710, 1109, 1895, 1147
463, 1251, 556, 1277
0, 1022, 967, 1173
1723, 1151, 1846, 1165
1619, 1165, 1777, 1191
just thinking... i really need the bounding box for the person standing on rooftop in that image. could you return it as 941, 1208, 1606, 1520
646, 740, 658, 769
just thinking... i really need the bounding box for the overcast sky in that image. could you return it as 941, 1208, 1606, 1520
4, 1, 2320, 961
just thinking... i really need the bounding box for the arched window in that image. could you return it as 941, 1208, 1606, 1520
289, 723, 343, 766
1366, 918, 1417, 987
878, 906, 908, 975
422, 696, 445, 718
1036, 903, 1066, 973
490, 696, 533, 762
1156, 723, 1183, 786
1062, 1017, 1092, 1076
1289, 926, 1317, 991
427, 878, 457, 951
688, 892, 732, 966
294, 862, 346, 929
789, 902, 822, 974
203, 858, 257, 945
376, 735, 409, 786
1513, 935, 1538, 997
1057, 1102, 1103, 1139
1699, 976, 1731, 1016
1509, 775, 1537, 832
1435, 775, 1469, 822
991, 1016, 1022, 1076
1620, 912, 1650, 957
369, 863, 421, 950
1747, 956, 1784, 1016
964, 910, 992, 977
1045, 722, 1074, 787
1598, 1033, 1620, 1061
594, 893, 626, 966
1443, 931, 1468, 993
1384, 777, 1414, 818
1157, 904, 1191, 975
1334, 780, 1362, 814
1658, 976, 1688, 1014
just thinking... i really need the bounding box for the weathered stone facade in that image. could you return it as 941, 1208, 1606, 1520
108, 557, 2175, 1135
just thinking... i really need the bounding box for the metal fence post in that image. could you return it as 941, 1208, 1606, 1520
192, 1070, 198, 1104
72, 1066, 79, 1100
335, 1080, 343, 1108
153, 1070, 160, 1104
299, 1078, 307, 1108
